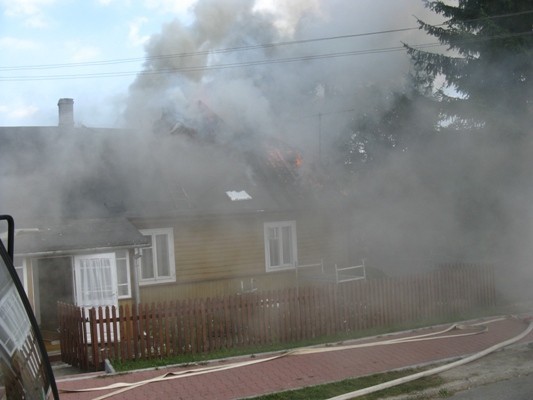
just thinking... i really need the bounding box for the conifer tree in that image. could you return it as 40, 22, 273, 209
405, 0, 532, 136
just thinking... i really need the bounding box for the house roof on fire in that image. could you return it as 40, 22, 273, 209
0, 115, 329, 223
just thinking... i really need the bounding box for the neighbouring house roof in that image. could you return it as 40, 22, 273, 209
12, 217, 150, 257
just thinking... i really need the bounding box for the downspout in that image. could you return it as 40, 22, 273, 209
130, 249, 141, 306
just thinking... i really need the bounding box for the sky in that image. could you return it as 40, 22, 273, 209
0, 0, 441, 128
0, 0, 197, 126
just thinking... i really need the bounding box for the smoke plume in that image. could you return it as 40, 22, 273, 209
120, 0, 533, 299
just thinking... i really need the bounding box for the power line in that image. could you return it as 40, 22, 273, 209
1, 8, 531, 73
4, 30, 532, 82
0, 16, 531, 81
0, 26, 420, 72
0, 43, 440, 81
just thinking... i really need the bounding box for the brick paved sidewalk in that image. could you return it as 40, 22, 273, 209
56, 316, 533, 400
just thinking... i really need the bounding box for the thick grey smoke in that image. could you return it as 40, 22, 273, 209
120, 0, 533, 300
122, 0, 434, 158
119, 0, 461, 275
4, 0, 530, 302
121, 0, 506, 272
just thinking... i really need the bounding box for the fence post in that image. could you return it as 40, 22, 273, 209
121, 304, 129, 362
88, 308, 99, 371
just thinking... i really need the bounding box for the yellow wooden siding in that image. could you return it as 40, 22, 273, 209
133, 211, 329, 302
322, 215, 352, 269
139, 269, 298, 302
295, 215, 325, 265
118, 298, 133, 308
173, 217, 265, 282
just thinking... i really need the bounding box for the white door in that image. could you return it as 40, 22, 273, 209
74, 253, 118, 342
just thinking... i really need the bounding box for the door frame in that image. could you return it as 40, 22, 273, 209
32, 256, 74, 328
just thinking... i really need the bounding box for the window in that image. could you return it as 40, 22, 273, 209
13, 256, 27, 293
0, 286, 31, 356
139, 228, 175, 284
264, 221, 297, 271
115, 250, 131, 298
75, 254, 117, 307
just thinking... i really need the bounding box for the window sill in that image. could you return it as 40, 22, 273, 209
139, 277, 176, 286
266, 265, 295, 273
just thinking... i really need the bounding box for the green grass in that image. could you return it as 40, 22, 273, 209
250, 368, 446, 400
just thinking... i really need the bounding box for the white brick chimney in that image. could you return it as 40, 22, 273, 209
58, 98, 74, 127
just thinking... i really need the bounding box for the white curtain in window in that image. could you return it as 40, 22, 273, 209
75, 254, 117, 308
75, 254, 119, 343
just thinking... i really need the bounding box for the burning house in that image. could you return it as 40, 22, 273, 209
0, 98, 355, 339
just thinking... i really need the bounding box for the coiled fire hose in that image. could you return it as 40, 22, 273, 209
58, 316, 532, 400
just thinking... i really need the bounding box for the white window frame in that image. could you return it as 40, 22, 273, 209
264, 221, 298, 272
138, 228, 176, 285
115, 250, 131, 299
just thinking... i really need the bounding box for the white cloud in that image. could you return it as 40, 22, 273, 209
0, 36, 38, 50
0, 104, 39, 120
128, 16, 150, 47
1, 0, 52, 16
96, 0, 134, 6
143, 0, 197, 15
24, 15, 49, 28
0, 0, 56, 28
65, 40, 102, 62
95, 0, 195, 14
68, 44, 102, 62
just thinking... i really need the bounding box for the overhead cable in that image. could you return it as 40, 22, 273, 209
0, 18, 531, 81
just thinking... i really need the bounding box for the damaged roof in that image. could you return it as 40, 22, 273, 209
0, 123, 321, 221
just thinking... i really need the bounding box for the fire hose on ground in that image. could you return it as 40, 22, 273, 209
58, 315, 533, 400
326, 316, 533, 400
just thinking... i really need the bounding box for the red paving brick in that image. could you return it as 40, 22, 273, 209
57, 316, 533, 400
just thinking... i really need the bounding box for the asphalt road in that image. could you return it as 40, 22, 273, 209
386, 340, 533, 400
446, 373, 533, 400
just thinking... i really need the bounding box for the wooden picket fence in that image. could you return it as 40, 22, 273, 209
58, 264, 496, 371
